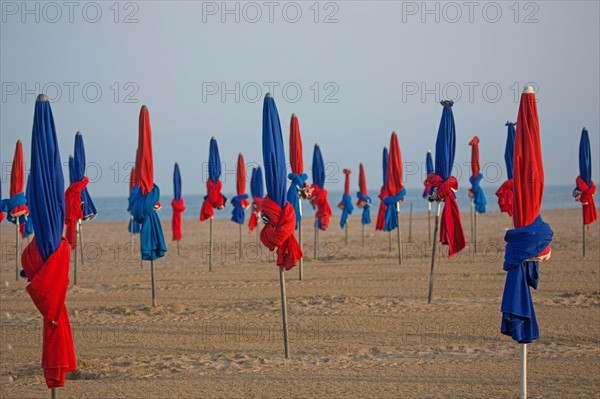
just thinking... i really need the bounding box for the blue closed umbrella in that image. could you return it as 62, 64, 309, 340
434, 102, 456, 181
312, 145, 325, 190
574, 128, 597, 253
22, 175, 34, 238
310, 144, 332, 230
579, 128, 592, 186
251, 167, 264, 199
426, 150, 434, 175
73, 133, 97, 219
505, 122, 516, 180
174, 163, 182, 201
376, 147, 389, 231
263, 97, 287, 209
208, 138, 222, 183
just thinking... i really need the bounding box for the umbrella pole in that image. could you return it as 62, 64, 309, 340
151, 260, 156, 307
361, 223, 364, 247
408, 202, 413, 243
428, 202, 432, 245
582, 222, 586, 258
78, 220, 84, 266
239, 224, 243, 261
51, 388, 57, 399
279, 268, 290, 359
73, 221, 78, 286
177, 240, 180, 256
345, 223, 348, 246
521, 343, 527, 399
298, 220, 303, 281
396, 203, 402, 265
427, 202, 441, 304
209, 218, 213, 272
313, 217, 318, 261
470, 200, 474, 252
15, 219, 20, 281
474, 210, 478, 254
388, 231, 391, 252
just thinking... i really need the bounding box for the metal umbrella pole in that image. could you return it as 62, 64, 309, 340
427, 202, 442, 304
408, 202, 413, 243
15, 218, 20, 281
151, 260, 157, 307
279, 268, 290, 359
209, 218, 213, 272
298, 199, 303, 280
396, 203, 402, 265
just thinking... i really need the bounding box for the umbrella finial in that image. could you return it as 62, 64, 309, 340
76, 131, 82, 136
522, 85, 535, 94
141, 104, 148, 109
36, 94, 48, 102
291, 113, 297, 118
265, 92, 272, 98
427, 149, 432, 153
440, 100, 454, 108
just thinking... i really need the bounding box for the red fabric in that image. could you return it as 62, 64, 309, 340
425, 174, 466, 257
260, 196, 303, 269
338, 169, 351, 209
200, 178, 225, 221
386, 132, 404, 196
64, 177, 89, 249
513, 90, 550, 258
358, 163, 368, 206
171, 198, 185, 241
134, 106, 154, 195
496, 179, 514, 216
19, 223, 25, 237
21, 238, 76, 389
576, 177, 597, 225
249, 197, 262, 232
0, 213, 4, 223
236, 154, 250, 209
310, 184, 332, 230
129, 167, 136, 194
469, 136, 481, 179
289, 114, 304, 175
376, 186, 388, 230
10, 140, 28, 217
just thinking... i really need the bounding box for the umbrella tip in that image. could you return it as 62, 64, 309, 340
265, 92, 272, 98
427, 149, 431, 153
291, 113, 297, 118
522, 85, 535, 94
36, 94, 48, 102
76, 131, 82, 136
211, 136, 215, 141
141, 104, 147, 109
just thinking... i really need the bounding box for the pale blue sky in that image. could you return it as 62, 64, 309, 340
1, 1, 599, 197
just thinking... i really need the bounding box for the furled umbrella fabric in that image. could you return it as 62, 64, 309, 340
128, 106, 167, 261
376, 147, 389, 231
0, 183, 6, 223
21, 95, 76, 389
22, 174, 34, 238
200, 137, 227, 221
310, 144, 332, 231
574, 128, 597, 225
501, 87, 553, 344
74, 133, 96, 219
260, 94, 303, 270
469, 136, 487, 213
64, 154, 87, 248
286, 113, 308, 228
249, 167, 264, 232
383, 132, 406, 232
127, 167, 141, 234
338, 169, 354, 228
356, 163, 371, 225
231, 153, 250, 224
423, 150, 434, 198
496, 122, 516, 216
424, 101, 465, 257
172, 163, 185, 241
7, 140, 29, 225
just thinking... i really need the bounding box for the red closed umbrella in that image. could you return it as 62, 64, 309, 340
384, 132, 406, 264
9, 140, 29, 281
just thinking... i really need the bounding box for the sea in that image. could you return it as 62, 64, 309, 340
93, 184, 584, 222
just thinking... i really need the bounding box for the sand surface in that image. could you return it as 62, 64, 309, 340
0, 208, 598, 398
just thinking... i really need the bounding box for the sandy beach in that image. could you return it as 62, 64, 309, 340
0, 207, 598, 398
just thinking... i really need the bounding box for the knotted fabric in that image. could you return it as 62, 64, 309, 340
426, 174, 466, 257
469, 173, 487, 214
383, 188, 406, 232
200, 178, 226, 221
575, 176, 597, 225
171, 198, 185, 241
6, 192, 28, 225
356, 192, 371, 225
338, 194, 354, 228
0, 198, 6, 223
129, 185, 167, 261
249, 197, 263, 232
501, 215, 553, 343
376, 186, 388, 231
287, 172, 307, 228
310, 184, 332, 231
231, 194, 250, 224
496, 179, 514, 216
21, 237, 76, 388
64, 177, 88, 249
260, 196, 303, 270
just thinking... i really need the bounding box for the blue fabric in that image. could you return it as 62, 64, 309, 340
505, 122, 516, 180
22, 175, 33, 237
231, 194, 249, 224
29, 100, 65, 261
251, 167, 264, 199
262, 96, 287, 208
128, 217, 141, 234
173, 163, 182, 201
382, 147, 389, 186
312, 145, 325, 189
435, 101, 456, 180
383, 188, 406, 232
208, 138, 222, 183
357, 192, 371, 225
287, 172, 307, 227
579, 128, 592, 186
6, 192, 27, 225
426, 151, 434, 175
501, 215, 553, 343
74, 133, 97, 219
128, 185, 167, 261
469, 174, 487, 213
339, 194, 354, 228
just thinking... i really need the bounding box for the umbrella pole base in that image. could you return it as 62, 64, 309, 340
298, 221, 303, 281
521, 343, 527, 399
151, 260, 157, 307
279, 268, 290, 359
51, 388, 57, 399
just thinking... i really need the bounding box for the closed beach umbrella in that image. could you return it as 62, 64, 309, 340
74, 133, 96, 219
469, 136, 487, 254
496, 122, 516, 216
259, 93, 303, 358
231, 153, 250, 224
383, 132, 406, 264
8, 140, 29, 281
128, 167, 141, 234
310, 144, 332, 230
21, 94, 76, 393
501, 86, 553, 398
425, 100, 466, 303
249, 166, 264, 232
356, 163, 371, 227
376, 147, 389, 232
423, 150, 434, 243
573, 128, 596, 257
171, 163, 185, 253
128, 105, 167, 306
338, 169, 353, 228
